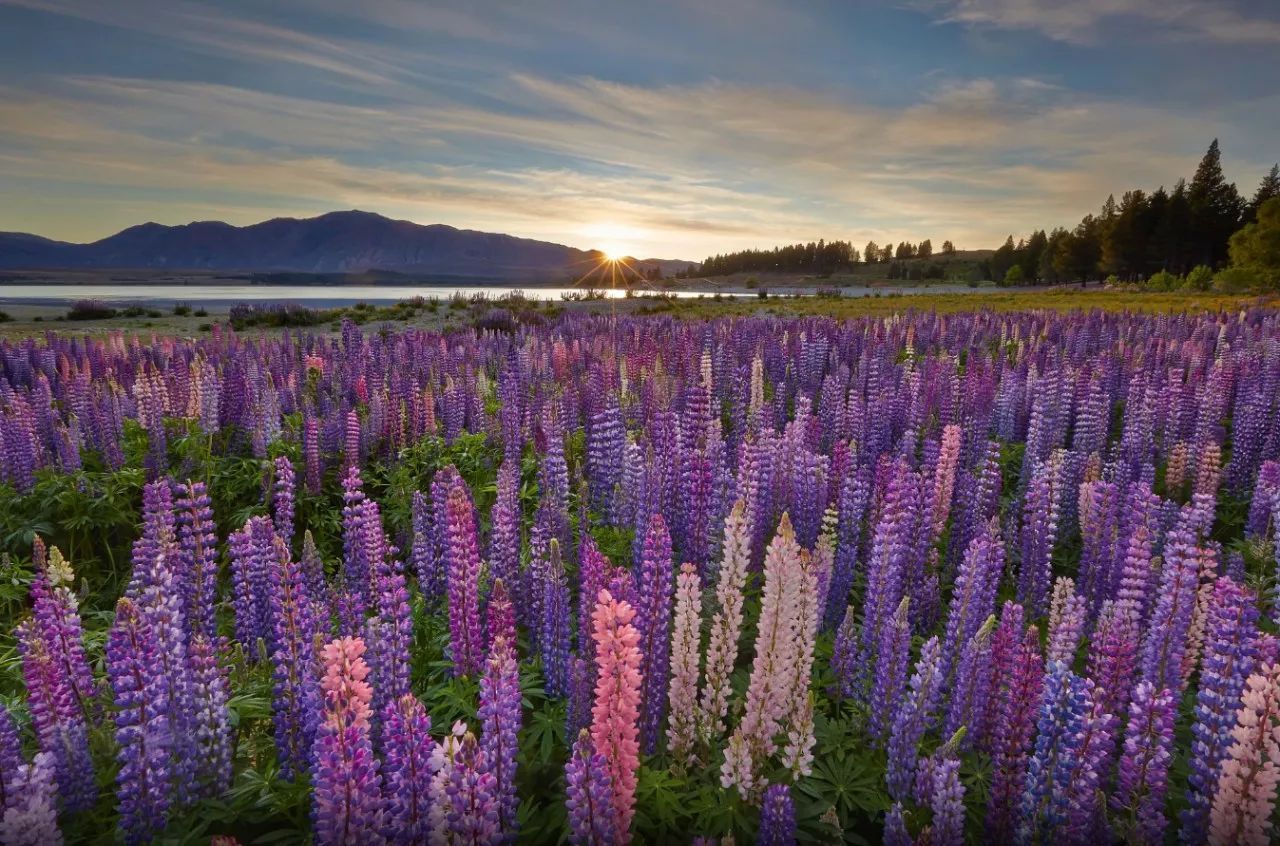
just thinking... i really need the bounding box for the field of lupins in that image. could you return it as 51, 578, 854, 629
1, 308, 1280, 844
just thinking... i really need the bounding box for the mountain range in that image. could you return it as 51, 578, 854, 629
0, 211, 691, 282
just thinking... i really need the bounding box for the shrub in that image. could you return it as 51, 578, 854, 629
0, 310, 11, 323
1145, 269, 1181, 291
66, 300, 118, 320
172, 303, 193, 316
1182, 265, 1214, 292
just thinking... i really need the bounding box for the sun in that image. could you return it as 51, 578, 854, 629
583, 222, 644, 262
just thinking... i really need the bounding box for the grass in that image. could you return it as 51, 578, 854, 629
634, 288, 1274, 319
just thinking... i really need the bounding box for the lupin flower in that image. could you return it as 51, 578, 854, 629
187, 635, 232, 798
1183, 577, 1261, 843
870, 597, 912, 742
539, 539, 572, 698
986, 622, 1043, 841
1086, 600, 1141, 724
723, 515, 804, 795
0, 751, 62, 846
1045, 577, 1086, 666
1016, 660, 1095, 845
312, 637, 385, 846
444, 731, 500, 843
273, 455, 296, 550
886, 636, 943, 800
489, 460, 522, 604
634, 513, 674, 754
1208, 664, 1280, 846
925, 752, 965, 846
267, 535, 322, 780
590, 589, 643, 843
758, 783, 796, 846
174, 481, 219, 639
1140, 508, 1202, 696
486, 578, 516, 650
15, 617, 96, 814
444, 481, 484, 677
700, 500, 750, 739
380, 694, 434, 844
480, 636, 522, 838
942, 614, 996, 746
1112, 681, 1176, 845
565, 729, 617, 846
1, 703, 21, 809
106, 598, 172, 844
667, 562, 703, 765
27, 545, 95, 710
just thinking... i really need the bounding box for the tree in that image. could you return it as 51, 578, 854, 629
1003, 264, 1025, 286
879, 244, 893, 262
990, 236, 1017, 283
941, 240, 956, 256
918, 239, 933, 259
1052, 216, 1101, 282
1187, 139, 1245, 268
864, 241, 880, 264
1248, 164, 1280, 222
1020, 230, 1048, 282
1216, 196, 1280, 290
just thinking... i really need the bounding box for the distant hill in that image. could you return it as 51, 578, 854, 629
0, 210, 690, 282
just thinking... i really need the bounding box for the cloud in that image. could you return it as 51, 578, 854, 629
923, 0, 1280, 45
0, 58, 1268, 257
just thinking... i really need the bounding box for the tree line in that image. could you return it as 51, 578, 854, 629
987, 140, 1278, 285
682, 139, 1277, 288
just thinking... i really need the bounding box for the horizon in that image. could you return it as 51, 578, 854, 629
1, 1, 1278, 260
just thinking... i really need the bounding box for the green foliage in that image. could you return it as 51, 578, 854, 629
1002, 264, 1025, 286
1219, 196, 1280, 290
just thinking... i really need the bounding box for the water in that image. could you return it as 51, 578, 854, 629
0, 283, 706, 309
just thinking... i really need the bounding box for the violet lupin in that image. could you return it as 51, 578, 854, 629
273, 455, 296, 551
480, 635, 522, 839
1139, 507, 1202, 696
106, 598, 171, 845
1111, 681, 1176, 845
1016, 660, 1095, 845
380, 694, 434, 844
188, 634, 232, 798
311, 637, 385, 846
870, 597, 912, 743
565, 729, 617, 846
985, 622, 1043, 841
0, 751, 63, 846
14, 617, 96, 814
486, 578, 517, 650
267, 535, 321, 780
444, 480, 484, 677
1017, 454, 1062, 618
174, 481, 219, 639
758, 783, 796, 846
0, 703, 21, 809
634, 513, 674, 754
489, 459, 521, 602
1182, 577, 1261, 843
27, 545, 94, 711
539, 538, 572, 698
886, 635, 943, 800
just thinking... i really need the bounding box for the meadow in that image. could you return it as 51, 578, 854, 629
1, 302, 1279, 845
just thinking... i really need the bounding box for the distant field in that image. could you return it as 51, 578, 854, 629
0, 287, 1268, 341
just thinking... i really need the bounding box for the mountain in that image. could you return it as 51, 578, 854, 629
0, 211, 691, 282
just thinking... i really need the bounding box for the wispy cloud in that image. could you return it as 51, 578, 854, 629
923, 0, 1280, 45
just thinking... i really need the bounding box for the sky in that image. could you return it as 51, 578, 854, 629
0, 0, 1278, 260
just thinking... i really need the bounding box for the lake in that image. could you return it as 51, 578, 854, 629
0, 282, 984, 309
0, 283, 705, 309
